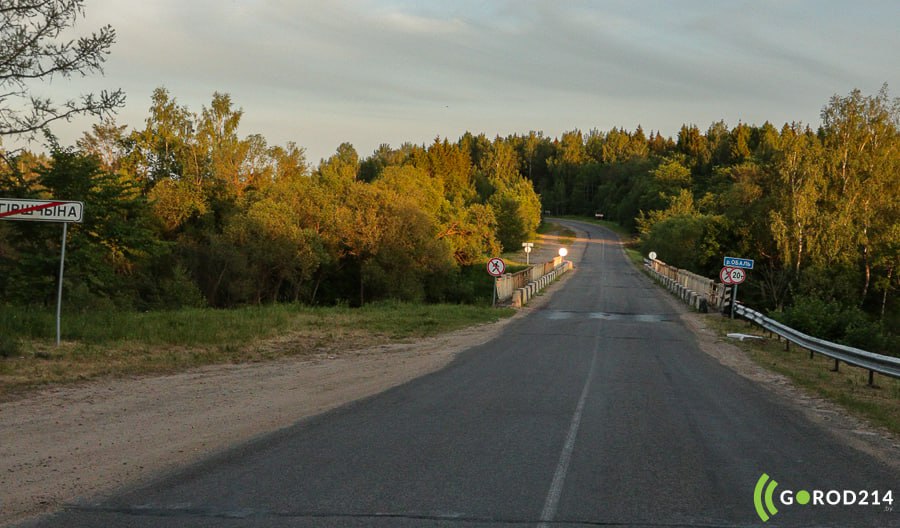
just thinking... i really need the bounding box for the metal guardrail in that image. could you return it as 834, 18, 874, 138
735, 304, 900, 385
641, 257, 899, 385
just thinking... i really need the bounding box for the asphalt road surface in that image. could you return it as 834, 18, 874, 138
22, 220, 899, 527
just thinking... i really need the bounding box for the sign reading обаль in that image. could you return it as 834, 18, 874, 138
723, 256, 754, 270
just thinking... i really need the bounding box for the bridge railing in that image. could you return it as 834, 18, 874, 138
644, 258, 726, 312
496, 256, 569, 305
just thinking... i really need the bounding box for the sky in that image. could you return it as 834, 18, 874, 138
14, 0, 900, 164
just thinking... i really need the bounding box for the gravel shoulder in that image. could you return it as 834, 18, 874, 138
0, 322, 499, 525
0, 273, 572, 527
651, 269, 900, 474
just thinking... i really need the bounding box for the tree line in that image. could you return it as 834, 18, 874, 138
528, 86, 897, 352
2, 2, 894, 352
0, 88, 542, 309
0, 85, 895, 350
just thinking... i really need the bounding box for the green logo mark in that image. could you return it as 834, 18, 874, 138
754, 473, 779, 522
753, 472, 893, 521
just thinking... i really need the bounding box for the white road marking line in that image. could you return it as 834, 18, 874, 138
537, 340, 599, 527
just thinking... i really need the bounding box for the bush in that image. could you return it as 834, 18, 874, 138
155, 265, 207, 309
0, 333, 20, 358
776, 296, 892, 355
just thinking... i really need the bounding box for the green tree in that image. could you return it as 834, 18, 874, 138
769, 123, 824, 275
0, 144, 159, 307
820, 85, 900, 304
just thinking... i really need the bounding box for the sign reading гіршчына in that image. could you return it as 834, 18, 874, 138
0, 198, 83, 223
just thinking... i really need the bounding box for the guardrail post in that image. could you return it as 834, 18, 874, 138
785, 340, 790, 352
831, 359, 839, 372
868, 370, 875, 387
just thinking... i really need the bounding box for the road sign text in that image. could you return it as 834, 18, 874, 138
0, 199, 83, 223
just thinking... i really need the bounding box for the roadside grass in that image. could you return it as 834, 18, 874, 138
553, 215, 632, 239
623, 247, 644, 267
0, 302, 514, 397
536, 221, 576, 245
550, 216, 645, 267
707, 316, 900, 436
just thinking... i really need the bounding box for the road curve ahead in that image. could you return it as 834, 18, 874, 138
23, 220, 898, 527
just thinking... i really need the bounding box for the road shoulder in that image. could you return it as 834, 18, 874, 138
647, 273, 900, 473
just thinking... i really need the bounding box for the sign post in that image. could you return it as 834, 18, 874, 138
0, 198, 84, 345
56, 223, 68, 344
522, 242, 533, 265
486, 257, 506, 307
720, 261, 748, 319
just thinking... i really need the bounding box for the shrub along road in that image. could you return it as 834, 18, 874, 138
21, 221, 900, 527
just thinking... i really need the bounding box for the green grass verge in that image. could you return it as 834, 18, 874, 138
501, 222, 577, 264
552, 215, 633, 239
0, 302, 514, 396
550, 216, 646, 268
536, 221, 576, 245
624, 247, 645, 267
708, 316, 900, 435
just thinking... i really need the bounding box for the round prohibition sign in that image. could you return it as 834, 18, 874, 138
486, 257, 506, 277
720, 266, 735, 284
728, 267, 746, 284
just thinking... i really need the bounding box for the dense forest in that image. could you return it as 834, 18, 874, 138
0, 88, 542, 308
0, 85, 897, 352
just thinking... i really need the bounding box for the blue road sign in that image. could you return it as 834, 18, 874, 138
724, 256, 754, 269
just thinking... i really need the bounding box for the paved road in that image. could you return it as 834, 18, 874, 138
23, 221, 898, 527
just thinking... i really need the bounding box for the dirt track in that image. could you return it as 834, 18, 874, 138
0, 312, 529, 526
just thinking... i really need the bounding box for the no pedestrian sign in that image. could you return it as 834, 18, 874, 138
486, 257, 506, 277
0, 198, 83, 223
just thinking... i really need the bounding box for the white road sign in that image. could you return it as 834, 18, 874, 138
0, 198, 83, 223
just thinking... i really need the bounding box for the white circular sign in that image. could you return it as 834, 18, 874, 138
524, 246, 532, 253
558, 248, 568, 258
649, 251, 657, 260
486, 257, 506, 277
729, 267, 746, 284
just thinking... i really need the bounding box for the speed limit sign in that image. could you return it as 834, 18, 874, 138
721, 266, 746, 284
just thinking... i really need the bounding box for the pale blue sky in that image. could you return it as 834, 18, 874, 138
20, 0, 900, 163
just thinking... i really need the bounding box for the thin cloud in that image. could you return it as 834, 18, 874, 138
8, 0, 898, 163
